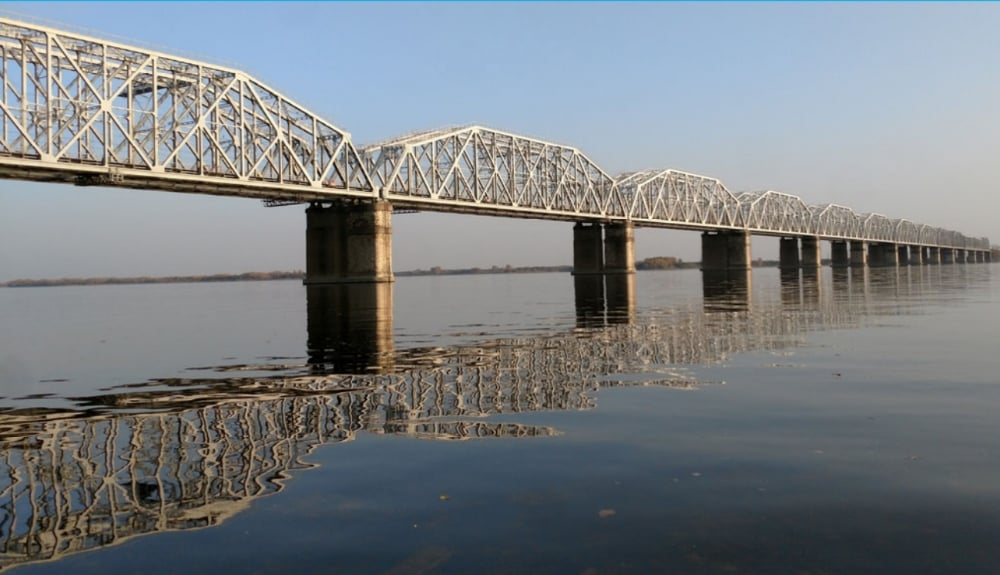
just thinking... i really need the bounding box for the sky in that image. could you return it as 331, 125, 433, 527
1, 2, 998, 282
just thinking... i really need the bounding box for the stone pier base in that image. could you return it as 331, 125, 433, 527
701, 231, 751, 271
305, 201, 393, 284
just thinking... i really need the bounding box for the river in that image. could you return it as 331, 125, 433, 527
1, 265, 998, 574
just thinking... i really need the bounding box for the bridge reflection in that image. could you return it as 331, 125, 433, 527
0, 267, 985, 571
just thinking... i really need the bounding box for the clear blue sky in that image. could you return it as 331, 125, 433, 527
1, 2, 997, 281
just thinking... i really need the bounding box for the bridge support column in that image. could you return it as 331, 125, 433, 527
701, 231, 751, 271
779, 238, 799, 270
927, 247, 940, 264
909, 246, 923, 265
573, 222, 604, 275
850, 241, 867, 267
941, 248, 954, 264
801, 236, 821, 268
603, 223, 635, 274
968, 251, 977, 263
897, 245, 909, 266
955, 249, 966, 263
831, 240, 849, 268
305, 201, 393, 285
885, 244, 899, 267
869, 243, 897, 267
987, 251, 993, 263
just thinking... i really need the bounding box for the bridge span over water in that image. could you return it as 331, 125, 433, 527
0, 16, 991, 283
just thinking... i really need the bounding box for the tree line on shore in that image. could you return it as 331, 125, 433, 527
2, 271, 304, 288
2, 256, 795, 288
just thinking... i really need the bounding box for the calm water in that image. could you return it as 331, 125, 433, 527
1, 266, 999, 574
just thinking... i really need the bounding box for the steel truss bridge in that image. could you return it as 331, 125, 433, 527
1, 266, 951, 570
0, 17, 989, 251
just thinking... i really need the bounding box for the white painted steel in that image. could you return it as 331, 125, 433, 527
0, 17, 988, 250
0, 17, 372, 200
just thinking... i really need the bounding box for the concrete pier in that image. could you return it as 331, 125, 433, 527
305, 201, 393, 284
701, 231, 751, 271
573, 222, 604, 275
955, 249, 965, 263
603, 223, 636, 274
779, 237, 800, 270
884, 244, 899, 267
897, 245, 909, 266
831, 240, 849, 268
868, 243, 898, 267
801, 236, 821, 268
922, 247, 941, 265
927, 246, 940, 264
850, 241, 867, 267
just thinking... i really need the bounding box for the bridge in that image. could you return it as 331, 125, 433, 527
0, 16, 992, 285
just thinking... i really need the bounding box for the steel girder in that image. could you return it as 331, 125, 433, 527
737, 190, 812, 235
363, 125, 615, 218
616, 169, 742, 229
0, 16, 988, 249
811, 204, 863, 239
0, 17, 372, 200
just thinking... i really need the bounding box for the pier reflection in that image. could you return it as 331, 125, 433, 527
0, 266, 986, 571
573, 274, 636, 327
702, 270, 752, 312
306, 283, 394, 374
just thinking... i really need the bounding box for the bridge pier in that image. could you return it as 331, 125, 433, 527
868, 243, 897, 267
779, 238, 800, 270
572, 222, 605, 275
831, 240, 849, 268
897, 245, 909, 266
701, 231, 751, 271
604, 223, 636, 274
850, 241, 867, 267
801, 236, 821, 268
908, 245, 923, 265
955, 249, 966, 263
941, 248, 954, 264
926, 246, 940, 264
305, 201, 394, 285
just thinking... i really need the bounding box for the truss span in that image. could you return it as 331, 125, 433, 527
0, 17, 372, 200
363, 125, 616, 219
0, 17, 988, 250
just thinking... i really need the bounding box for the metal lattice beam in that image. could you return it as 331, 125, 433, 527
0, 17, 373, 201
0, 16, 988, 250
363, 125, 616, 219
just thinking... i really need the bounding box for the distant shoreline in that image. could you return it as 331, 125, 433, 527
1, 259, 791, 288
0, 266, 574, 287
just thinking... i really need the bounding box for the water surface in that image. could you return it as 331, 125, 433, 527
1, 266, 998, 574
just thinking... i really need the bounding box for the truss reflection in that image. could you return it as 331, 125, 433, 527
0, 266, 987, 570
